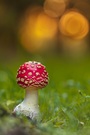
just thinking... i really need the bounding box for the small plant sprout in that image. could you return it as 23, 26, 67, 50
13, 61, 49, 120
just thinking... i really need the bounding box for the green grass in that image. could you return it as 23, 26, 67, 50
0, 57, 90, 135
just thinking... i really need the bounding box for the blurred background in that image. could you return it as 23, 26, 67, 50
0, 1, 90, 134
0, 0, 90, 66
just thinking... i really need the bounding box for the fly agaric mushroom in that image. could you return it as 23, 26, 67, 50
13, 61, 49, 120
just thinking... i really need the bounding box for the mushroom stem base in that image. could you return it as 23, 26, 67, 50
13, 103, 39, 120
13, 88, 39, 120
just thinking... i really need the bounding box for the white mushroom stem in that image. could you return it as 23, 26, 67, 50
24, 87, 38, 107
14, 87, 39, 120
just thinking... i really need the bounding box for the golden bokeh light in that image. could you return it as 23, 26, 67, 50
59, 10, 89, 40
19, 6, 58, 53
44, 0, 66, 18
34, 12, 58, 40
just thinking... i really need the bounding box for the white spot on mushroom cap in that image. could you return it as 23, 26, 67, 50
44, 70, 47, 72
29, 80, 33, 83
25, 81, 28, 84
33, 61, 37, 63
25, 61, 31, 64
17, 77, 20, 81
32, 76, 36, 79
19, 71, 21, 74
29, 61, 32, 63
37, 62, 40, 64
21, 66, 24, 69
21, 78, 24, 82
28, 72, 32, 76
32, 84, 39, 87
34, 82, 39, 85
22, 70, 26, 74
27, 78, 30, 81
31, 64, 34, 68
37, 77, 43, 80
37, 65, 41, 68
19, 84, 23, 86
45, 79, 48, 82
44, 75, 48, 78
41, 82, 45, 85
41, 74, 45, 77
36, 72, 40, 76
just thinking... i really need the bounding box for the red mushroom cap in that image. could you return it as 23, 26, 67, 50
16, 61, 49, 89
